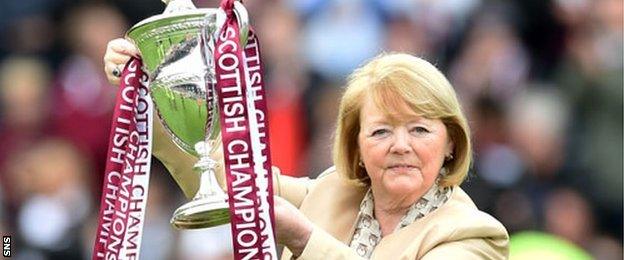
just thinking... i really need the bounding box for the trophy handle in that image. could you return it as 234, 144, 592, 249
232, 1, 249, 47
214, 1, 250, 47
201, 1, 249, 143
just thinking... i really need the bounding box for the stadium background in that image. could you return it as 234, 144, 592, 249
0, 0, 621, 259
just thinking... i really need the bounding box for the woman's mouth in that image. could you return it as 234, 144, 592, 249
387, 164, 417, 170
386, 164, 417, 175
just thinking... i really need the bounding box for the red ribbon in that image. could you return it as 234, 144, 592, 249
214, 0, 278, 258
92, 58, 153, 260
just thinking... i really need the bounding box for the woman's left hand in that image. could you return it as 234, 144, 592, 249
103, 38, 140, 86
274, 196, 313, 257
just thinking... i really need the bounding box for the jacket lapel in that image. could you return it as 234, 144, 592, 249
300, 174, 367, 244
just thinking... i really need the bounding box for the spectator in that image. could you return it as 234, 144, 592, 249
7, 139, 92, 259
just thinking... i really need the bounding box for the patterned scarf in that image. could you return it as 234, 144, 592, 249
348, 183, 452, 258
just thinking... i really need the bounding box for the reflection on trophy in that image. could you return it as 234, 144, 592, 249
126, 0, 248, 229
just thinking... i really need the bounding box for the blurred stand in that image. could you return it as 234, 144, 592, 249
0, 56, 52, 182
6, 139, 91, 259
51, 3, 128, 191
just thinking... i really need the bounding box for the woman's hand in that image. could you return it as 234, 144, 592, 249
274, 196, 313, 257
103, 38, 140, 85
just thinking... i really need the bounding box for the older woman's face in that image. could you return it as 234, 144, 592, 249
358, 94, 453, 198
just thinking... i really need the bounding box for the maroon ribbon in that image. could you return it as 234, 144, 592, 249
92, 58, 153, 260
214, 0, 278, 258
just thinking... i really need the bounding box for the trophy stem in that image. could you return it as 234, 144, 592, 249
171, 142, 230, 229
193, 150, 226, 200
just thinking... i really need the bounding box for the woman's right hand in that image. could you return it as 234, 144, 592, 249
274, 195, 313, 257
103, 38, 140, 85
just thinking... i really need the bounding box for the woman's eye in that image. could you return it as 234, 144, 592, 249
371, 129, 389, 136
411, 126, 430, 134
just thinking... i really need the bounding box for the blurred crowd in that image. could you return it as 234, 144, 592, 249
0, 0, 621, 259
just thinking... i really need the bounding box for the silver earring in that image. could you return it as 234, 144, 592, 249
358, 160, 365, 168
436, 167, 448, 185
445, 153, 454, 161
439, 167, 449, 176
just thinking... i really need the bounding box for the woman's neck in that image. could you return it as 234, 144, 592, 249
373, 206, 408, 237
371, 188, 424, 237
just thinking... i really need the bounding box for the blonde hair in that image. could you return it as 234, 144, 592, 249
333, 53, 472, 187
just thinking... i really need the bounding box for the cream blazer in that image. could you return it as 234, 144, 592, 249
278, 168, 509, 260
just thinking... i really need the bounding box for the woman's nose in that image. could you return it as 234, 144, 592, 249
390, 129, 412, 154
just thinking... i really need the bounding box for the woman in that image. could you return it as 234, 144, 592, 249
104, 40, 509, 259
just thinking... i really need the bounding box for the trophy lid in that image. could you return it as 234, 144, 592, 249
129, 0, 217, 34
129, 9, 214, 32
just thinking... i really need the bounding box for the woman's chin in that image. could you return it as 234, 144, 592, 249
381, 176, 425, 196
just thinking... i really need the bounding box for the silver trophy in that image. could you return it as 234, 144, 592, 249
126, 0, 248, 229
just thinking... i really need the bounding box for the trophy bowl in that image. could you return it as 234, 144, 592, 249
125, 0, 248, 229
127, 7, 218, 156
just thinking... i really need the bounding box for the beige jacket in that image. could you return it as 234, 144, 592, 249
279, 168, 509, 260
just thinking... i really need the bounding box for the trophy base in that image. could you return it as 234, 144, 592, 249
171, 197, 230, 229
